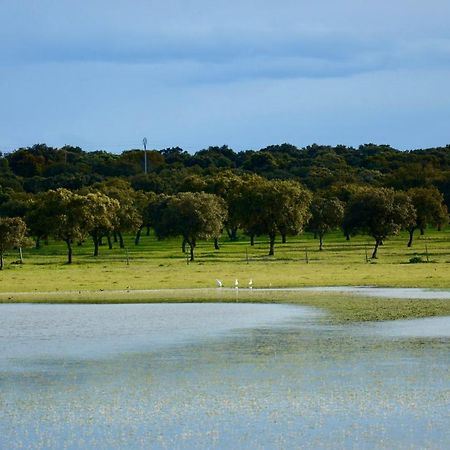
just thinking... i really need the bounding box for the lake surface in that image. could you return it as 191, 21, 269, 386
0, 303, 449, 449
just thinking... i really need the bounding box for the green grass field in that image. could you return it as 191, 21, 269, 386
2, 227, 450, 290
1, 228, 450, 320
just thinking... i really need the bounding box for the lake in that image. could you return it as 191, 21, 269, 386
0, 302, 449, 449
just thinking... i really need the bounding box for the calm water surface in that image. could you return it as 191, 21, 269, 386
0, 303, 449, 449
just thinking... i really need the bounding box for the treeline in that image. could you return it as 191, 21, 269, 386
0, 173, 447, 268
2, 142, 450, 207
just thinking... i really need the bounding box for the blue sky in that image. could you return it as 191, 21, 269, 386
1, 0, 450, 153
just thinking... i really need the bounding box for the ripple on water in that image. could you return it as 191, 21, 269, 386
0, 303, 448, 449
374, 316, 450, 338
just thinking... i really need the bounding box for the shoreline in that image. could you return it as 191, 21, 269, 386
2, 285, 450, 299
1, 286, 450, 322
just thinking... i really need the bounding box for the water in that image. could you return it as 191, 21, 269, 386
0, 303, 449, 449
261, 286, 450, 299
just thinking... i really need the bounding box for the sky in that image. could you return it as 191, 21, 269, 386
1, 0, 450, 153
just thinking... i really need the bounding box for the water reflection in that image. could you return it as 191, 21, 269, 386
0, 304, 449, 449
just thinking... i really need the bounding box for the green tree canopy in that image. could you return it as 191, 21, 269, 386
406, 187, 448, 247
235, 177, 311, 255
344, 187, 415, 258
309, 196, 345, 251
153, 192, 227, 261
0, 217, 31, 269
134, 190, 158, 245
204, 171, 245, 241
28, 189, 89, 263
0, 190, 31, 218
91, 179, 143, 248
80, 192, 120, 257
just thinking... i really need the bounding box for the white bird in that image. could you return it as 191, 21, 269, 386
215, 279, 223, 287
248, 279, 253, 289
235, 279, 239, 289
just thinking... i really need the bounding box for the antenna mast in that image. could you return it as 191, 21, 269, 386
143, 137, 148, 174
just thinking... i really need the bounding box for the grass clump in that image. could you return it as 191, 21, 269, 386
409, 255, 424, 264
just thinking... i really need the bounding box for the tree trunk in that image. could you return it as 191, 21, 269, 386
0, 252, 3, 270
135, 227, 142, 245
214, 237, 220, 250
371, 239, 381, 259
107, 234, 113, 250
35, 236, 41, 249
118, 231, 124, 249
313, 232, 317, 239
65, 239, 73, 264
182, 238, 187, 253
281, 233, 287, 244
319, 234, 324, 251
268, 233, 276, 256
250, 234, 255, 246
227, 227, 237, 241
345, 232, 350, 241
146, 226, 150, 236
407, 228, 415, 247
92, 233, 100, 257
420, 228, 425, 236
188, 238, 196, 261
113, 232, 118, 243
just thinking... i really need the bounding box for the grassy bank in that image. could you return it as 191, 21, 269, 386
1, 228, 450, 290
1, 228, 450, 321
1, 288, 450, 322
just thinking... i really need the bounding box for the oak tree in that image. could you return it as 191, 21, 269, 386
309, 196, 345, 251
153, 192, 227, 261
344, 188, 415, 258
406, 187, 448, 247
0, 217, 31, 269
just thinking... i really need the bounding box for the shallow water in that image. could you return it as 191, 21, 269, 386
262, 286, 450, 299
0, 303, 449, 449
374, 315, 450, 338
0, 303, 320, 361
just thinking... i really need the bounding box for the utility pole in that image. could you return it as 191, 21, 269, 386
143, 137, 148, 174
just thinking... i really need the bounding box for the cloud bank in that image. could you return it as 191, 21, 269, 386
1, 0, 449, 151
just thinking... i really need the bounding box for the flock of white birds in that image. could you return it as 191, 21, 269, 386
215, 279, 253, 289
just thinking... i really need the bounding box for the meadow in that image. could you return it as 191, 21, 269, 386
2, 227, 450, 289
1, 227, 450, 321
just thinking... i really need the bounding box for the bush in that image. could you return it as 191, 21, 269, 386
409, 255, 424, 264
